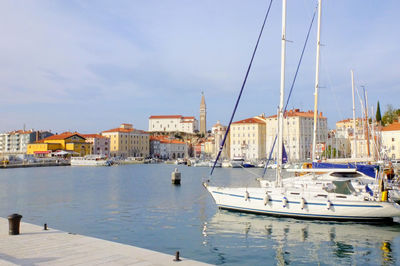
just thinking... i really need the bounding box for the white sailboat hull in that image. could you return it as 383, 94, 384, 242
205, 185, 400, 221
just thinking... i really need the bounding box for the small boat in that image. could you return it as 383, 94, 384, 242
193, 160, 209, 167
222, 160, 232, 168
230, 157, 244, 168
71, 155, 111, 166
209, 160, 222, 168
242, 162, 255, 168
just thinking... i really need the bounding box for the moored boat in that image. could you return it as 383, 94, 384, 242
71, 155, 111, 166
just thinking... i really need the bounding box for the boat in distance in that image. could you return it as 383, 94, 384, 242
70, 155, 111, 166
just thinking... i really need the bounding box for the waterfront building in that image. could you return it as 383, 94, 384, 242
335, 118, 363, 139
101, 123, 150, 158
150, 136, 187, 159
230, 115, 266, 160
324, 130, 351, 159
265, 109, 328, 162
82, 134, 110, 157
203, 138, 215, 158
148, 115, 199, 134
0, 130, 53, 155
27, 132, 90, 157
200, 92, 207, 135
381, 122, 400, 160
212, 121, 230, 159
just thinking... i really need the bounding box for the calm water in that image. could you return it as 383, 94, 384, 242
1, 164, 400, 265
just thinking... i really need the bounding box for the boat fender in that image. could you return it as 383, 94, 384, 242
327, 200, 332, 210
300, 197, 306, 210
264, 193, 270, 205
282, 197, 288, 208
245, 191, 249, 201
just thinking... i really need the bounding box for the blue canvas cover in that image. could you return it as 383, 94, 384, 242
312, 162, 377, 178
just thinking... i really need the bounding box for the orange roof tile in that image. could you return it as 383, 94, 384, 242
42, 132, 85, 141
267, 109, 326, 119
382, 122, 400, 132
82, 134, 106, 139
232, 117, 265, 124
149, 115, 182, 119
102, 128, 134, 133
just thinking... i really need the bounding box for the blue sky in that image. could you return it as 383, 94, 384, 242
0, 0, 399, 134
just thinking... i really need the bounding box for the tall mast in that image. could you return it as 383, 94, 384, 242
312, 0, 322, 163
363, 86, 371, 157
351, 70, 357, 158
277, 0, 287, 186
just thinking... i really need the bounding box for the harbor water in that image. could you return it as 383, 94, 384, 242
1, 164, 400, 265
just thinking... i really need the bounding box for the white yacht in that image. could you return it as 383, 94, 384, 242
204, 0, 400, 221
230, 157, 244, 168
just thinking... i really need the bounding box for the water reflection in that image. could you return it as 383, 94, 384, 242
204, 210, 400, 265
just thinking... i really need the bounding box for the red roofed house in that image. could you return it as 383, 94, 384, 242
382, 122, 400, 160
27, 132, 91, 157
150, 136, 187, 159
265, 109, 328, 161
148, 115, 199, 134
101, 123, 149, 158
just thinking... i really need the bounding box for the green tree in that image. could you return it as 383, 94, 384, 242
376, 101, 382, 123
382, 104, 400, 126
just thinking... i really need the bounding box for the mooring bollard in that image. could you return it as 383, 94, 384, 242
173, 251, 181, 261
44, 223, 48, 230
8, 213, 23, 235
171, 168, 181, 185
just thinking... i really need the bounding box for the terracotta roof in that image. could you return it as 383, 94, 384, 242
150, 136, 185, 144
42, 132, 85, 141
267, 109, 326, 119
102, 128, 134, 133
336, 118, 362, 124
182, 116, 195, 120
382, 122, 400, 132
149, 115, 182, 119
232, 117, 265, 125
82, 134, 106, 139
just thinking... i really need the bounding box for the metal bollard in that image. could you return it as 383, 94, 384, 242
173, 251, 181, 261
8, 213, 23, 235
44, 223, 48, 230
171, 168, 181, 185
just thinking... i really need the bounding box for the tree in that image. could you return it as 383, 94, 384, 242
376, 101, 382, 123
382, 104, 400, 126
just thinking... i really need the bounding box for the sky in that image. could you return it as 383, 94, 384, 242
0, 0, 399, 134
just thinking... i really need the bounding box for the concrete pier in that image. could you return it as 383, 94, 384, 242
0, 218, 212, 265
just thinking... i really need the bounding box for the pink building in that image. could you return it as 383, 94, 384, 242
82, 134, 110, 157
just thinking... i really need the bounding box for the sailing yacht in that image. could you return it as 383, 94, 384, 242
204, 0, 400, 221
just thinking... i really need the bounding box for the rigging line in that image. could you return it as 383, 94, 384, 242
262, 6, 318, 179
209, 0, 275, 177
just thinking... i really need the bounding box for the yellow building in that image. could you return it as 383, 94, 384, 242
101, 123, 150, 158
27, 132, 91, 157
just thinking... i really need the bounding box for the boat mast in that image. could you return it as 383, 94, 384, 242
351, 70, 357, 159
363, 86, 371, 158
277, 0, 287, 186
312, 0, 322, 163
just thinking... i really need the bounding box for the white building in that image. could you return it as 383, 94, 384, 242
0, 130, 53, 155
82, 134, 110, 157
381, 122, 400, 160
148, 115, 199, 134
265, 109, 328, 162
230, 116, 266, 160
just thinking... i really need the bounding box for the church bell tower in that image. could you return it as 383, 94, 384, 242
200, 92, 207, 135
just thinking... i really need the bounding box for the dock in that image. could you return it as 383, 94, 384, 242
0, 218, 212, 265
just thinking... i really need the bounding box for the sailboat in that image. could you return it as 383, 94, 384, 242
204, 0, 400, 222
